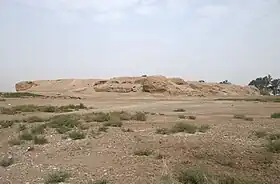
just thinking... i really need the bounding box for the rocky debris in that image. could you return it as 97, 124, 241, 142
168, 77, 186, 85
15, 81, 37, 91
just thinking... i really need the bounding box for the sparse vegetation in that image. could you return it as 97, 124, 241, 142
104, 119, 123, 127
156, 128, 170, 135
132, 111, 147, 121
0, 104, 87, 115
266, 140, 280, 153
48, 114, 81, 133
170, 123, 197, 134
24, 116, 46, 123
18, 124, 27, 131
33, 135, 48, 145
271, 113, 280, 119
68, 131, 86, 140
198, 125, 210, 133
0, 156, 14, 168
31, 124, 47, 134
19, 131, 33, 141
44, 171, 70, 184
121, 128, 134, 132
188, 115, 197, 120
88, 180, 108, 184
134, 149, 153, 156
8, 138, 22, 146
173, 108, 186, 112
233, 114, 253, 121
0, 92, 42, 98
178, 115, 187, 119
0, 98, 6, 101
268, 132, 280, 140
254, 130, 267, 138
0, 120, 14, 128
98, 126, 108, 132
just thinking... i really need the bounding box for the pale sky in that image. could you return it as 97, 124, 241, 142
0, 0, 280, 91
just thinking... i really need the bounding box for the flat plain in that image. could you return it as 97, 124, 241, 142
0, 93, 279, 184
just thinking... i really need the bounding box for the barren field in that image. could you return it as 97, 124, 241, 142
0, 93, 280, 184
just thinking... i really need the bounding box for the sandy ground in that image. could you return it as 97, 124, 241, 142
0, 94, 279, 184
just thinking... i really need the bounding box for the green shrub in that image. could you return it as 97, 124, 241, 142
44, 171, 70, 184
271, 113, 280, 119
33, 135, 48, 145
31, 124, 47, 134
8, 138, 22, 146
134, 149, 153, 156
266, 140, 280, 153
170, 123, 197, 134
268, 132, 280, 140
132, 112, 147, 121
19, 131, 33, 141
69, 131, 86, 140
0, 120, 14, 128
0, 156, 14, 168
156, 128, 170, 135
48, 115, 80, 132
198, 125, 210, 133
0, 92, 42, 98
254, 130, 267, 138
104, 119, 123, 127
178, 115, 187, 119
188, 116, 197, 120
176, 168, 211, 184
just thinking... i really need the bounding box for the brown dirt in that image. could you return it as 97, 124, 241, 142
15, 75, 260, 97
0, 94, 279, 184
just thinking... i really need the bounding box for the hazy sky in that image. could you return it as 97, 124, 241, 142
0, 0, 280, 91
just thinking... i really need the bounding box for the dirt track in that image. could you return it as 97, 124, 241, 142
0, 95, 280, 184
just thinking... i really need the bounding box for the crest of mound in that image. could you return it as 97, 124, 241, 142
15, 75, 260, 96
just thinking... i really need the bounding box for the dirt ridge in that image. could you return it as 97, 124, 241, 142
15, 76, 260, 96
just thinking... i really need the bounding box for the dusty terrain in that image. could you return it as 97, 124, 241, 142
15, 76, 260, 97
0, 92, 279, 184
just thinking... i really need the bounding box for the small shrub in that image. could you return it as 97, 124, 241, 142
24, 116, 46, 123
31, 124, 47, 134
0, 98, 6, 101
134, 149, 153, 156
178, 115, 187, 119
176, 168, 210, 184
198, 125, 210, 133
0, 156, 14, 168
19, 131, 33, 141
33, 135, 48, 145
69, 131, 86, 140
93, 112, 110, 122
188, 116, 197, 120
271, 113, 280, 119
233, 114, 246, 119
170, 123, 197, 134
266, 140, 280, 153
88, 180, 108, 184
104, 120, 123, 127
173, 108, 186, 112
98, 126, 108, 132
0, 92, 42, 98
44, 171, 70, 184
121, 128, 134, 132
18, 124, 27, 131
56, 127, 71, 134
0, 120, 14, 128
254, 130, 267, 138
48, 114, 80, 131
0, 107, 17, 115
8, 138, 22, 146
119, 111, 133, 120
132, 112, 147, 121
268, 133, 280, 140
156, 128, 170, 135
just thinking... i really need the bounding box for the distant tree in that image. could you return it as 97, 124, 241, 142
249, 74, 280, 95
219, 80, 231, 84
